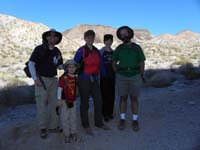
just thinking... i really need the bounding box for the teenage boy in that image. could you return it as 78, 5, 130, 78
74, 30, 109, 136
100, 34, 115, 122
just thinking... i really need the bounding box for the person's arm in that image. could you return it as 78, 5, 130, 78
99, 52, 106, 76
28, 61, 37, 80
57, 87, 63, 100
29, 45, 44, 86
73, 47, 83, 63
57, 49, 64, 70
140, 61, 146, 83
28, 61, 42, 86
140, 61, 145, 77
111, 47, 119, 73
137, 45, 146, 80
112, 61, 117, 73
57, 87, 63, 106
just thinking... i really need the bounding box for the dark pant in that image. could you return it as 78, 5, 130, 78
78, 78, 103, 128
100, 77, 115, 118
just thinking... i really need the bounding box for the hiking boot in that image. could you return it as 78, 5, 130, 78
132, 120, 140, 131
70, 133, 83, 143
40, 129, 47, 139
96, 124, 110, 130
118, 119, 126, 130
48, 127, 62, 133
65, 135, 71, 143
84, 127, 94, 136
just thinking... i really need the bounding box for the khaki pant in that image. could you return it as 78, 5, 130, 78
60, 101, 77, 136
35, 76, 59, 129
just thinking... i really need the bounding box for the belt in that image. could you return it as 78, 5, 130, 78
117, 67, 140, 71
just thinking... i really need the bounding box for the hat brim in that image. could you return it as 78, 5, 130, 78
42, 30, 62, 45
116, 26, 134, 40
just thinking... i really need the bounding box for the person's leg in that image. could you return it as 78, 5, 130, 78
108, 78, 116, 119
46, 77, 59, 130
116, 74, 129, 130
100, 77, 106, 118
35, 84, 48, 138
130, 96, 138, 115
69, 105, 80, 142
60, 101, 70, 137
69, 103, 77, 135
119, 95, 128, 115
78, 78, 91, 128
117, 95, 128, 130
100, 77, 110, 121
91, 80, 104, 127
130, 95, 139, 131
129, 74, 142, 131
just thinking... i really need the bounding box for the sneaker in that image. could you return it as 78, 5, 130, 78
132, 120, 140, 131
71, 133, 83, 143
84, 128, 94, 136
118, 119, 126, 130
65, 135, 71, 143
40, 129, 47, 139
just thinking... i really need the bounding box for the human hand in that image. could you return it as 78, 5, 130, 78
34, 79, 42, 86
57, 100, 63, 107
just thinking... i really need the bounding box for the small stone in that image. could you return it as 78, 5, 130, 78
188, 101, 196, 105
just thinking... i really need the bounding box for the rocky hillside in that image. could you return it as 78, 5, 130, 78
0, 13, 200, 86
63, 24, 152, 48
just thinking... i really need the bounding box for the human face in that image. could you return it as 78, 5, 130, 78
120, 29, 129, 38
120, 29, 131, 43
104, 39, 113, 48
46, 32, 59, 45
67, 64, 76, 75
84, 35, 95, 46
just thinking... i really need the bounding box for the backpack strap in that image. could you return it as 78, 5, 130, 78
82, 46, 86, 60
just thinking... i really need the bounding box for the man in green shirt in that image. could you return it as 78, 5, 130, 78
112, 26, 146, 131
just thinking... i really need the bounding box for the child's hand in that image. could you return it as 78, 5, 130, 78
57, 100, 63, 107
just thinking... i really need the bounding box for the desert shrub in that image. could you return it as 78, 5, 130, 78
145, 70, 177, 88
172, 56, 191, 66
178, 63, 200, 80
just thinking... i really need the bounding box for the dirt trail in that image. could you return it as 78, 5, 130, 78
0, 83, 200, 150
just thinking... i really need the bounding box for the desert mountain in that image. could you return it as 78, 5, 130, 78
0, 13, 200, 85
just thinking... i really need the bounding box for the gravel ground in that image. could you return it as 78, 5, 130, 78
0, 79, 200, 150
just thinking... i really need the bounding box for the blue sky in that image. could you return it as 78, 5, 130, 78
0, 0, 200, 35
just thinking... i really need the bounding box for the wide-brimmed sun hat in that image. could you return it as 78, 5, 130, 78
42, 29, 62, 45
116, 26, 134, 40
